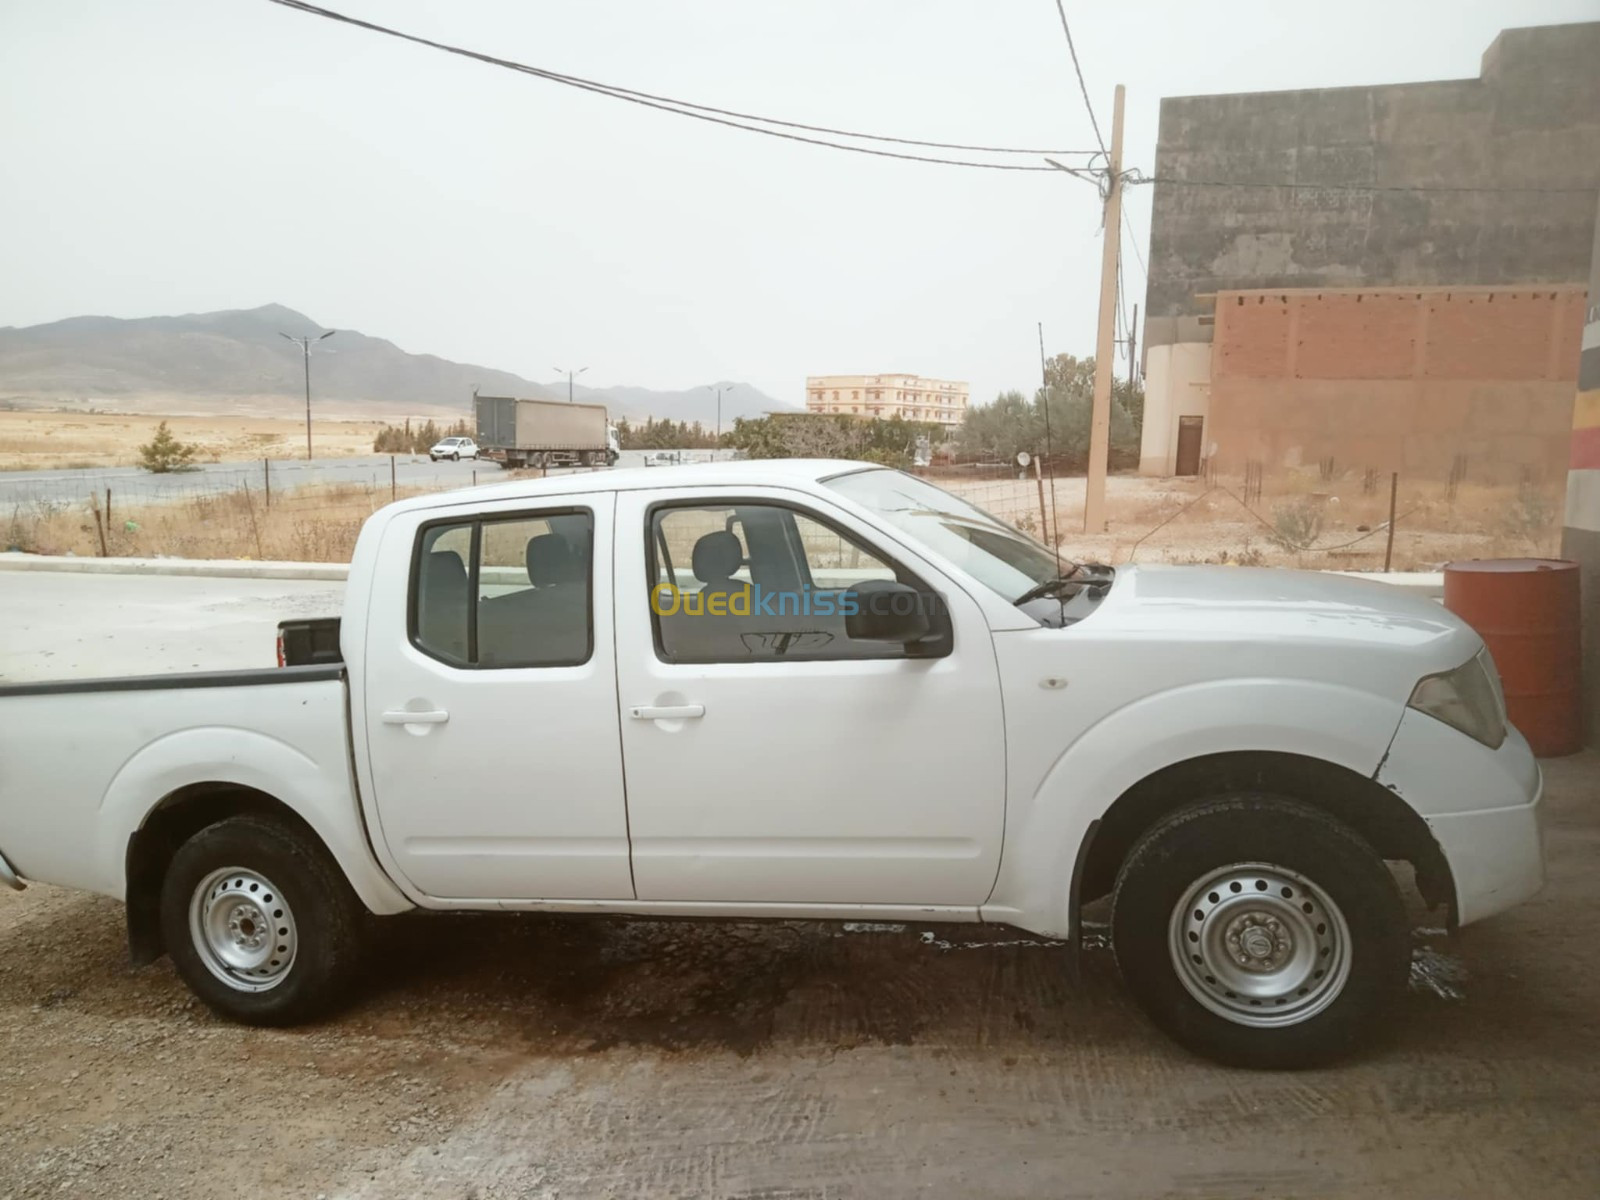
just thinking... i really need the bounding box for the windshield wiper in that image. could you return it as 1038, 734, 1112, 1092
1013, 564, 1084, 606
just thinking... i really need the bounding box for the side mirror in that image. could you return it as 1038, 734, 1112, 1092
844, 579, 933, 644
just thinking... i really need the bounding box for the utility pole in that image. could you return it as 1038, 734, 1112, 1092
555, 366, 588, 402
280, 330, 336, 460
1083, 84, 1125, 534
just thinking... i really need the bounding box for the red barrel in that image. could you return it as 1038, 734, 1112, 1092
1443, 558, 1582, 757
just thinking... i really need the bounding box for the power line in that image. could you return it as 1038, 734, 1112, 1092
1121, 206, 1149, 277
265, 0, 1096, 172
1051, 0, 1106, 160
1124, 171, 1596, 196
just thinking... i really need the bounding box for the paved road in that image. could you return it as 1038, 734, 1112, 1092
0, 449, 732, 507
0, 572, 344, 682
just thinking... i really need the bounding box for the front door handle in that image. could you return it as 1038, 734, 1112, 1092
628, 704, 705, 720
381, 709, 450, 725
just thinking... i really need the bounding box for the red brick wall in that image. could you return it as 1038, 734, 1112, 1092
1208, 286, 1586, 482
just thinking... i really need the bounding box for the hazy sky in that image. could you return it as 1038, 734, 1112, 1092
3, 0, 1595, 410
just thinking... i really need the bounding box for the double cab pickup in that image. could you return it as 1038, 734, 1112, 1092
0, 461, 1544, 1066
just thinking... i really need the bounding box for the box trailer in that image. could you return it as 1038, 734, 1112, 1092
475, 395, 619, 469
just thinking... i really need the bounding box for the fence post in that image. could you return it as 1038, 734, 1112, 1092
1033, 456, 1050, 544
241, 482, 265, 560
472, 469, 477, 486
263, 458, 271, 509
105, 487, 111, 526
390, 454, 396, 502
88, 492, 108, 557
1383, 472, 1398, 572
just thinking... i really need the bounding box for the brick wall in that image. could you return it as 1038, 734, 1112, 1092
1207, 285, 1585, 482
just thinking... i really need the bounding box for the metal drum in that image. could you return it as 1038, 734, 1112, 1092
1443, 558, 1582, 757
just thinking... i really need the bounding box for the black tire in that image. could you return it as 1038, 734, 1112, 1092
429, 455, 438, 462
451, 451, 460, 462
160, 815, 365, 1026
1111, 794, 1407, 1069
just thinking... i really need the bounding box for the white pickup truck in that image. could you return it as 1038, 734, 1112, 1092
0, 461, 1544, 1067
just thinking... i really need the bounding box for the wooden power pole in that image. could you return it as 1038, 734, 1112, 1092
1083, 84, 1126, 534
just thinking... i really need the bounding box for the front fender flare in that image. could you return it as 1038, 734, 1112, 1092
981, 678, 1406, 939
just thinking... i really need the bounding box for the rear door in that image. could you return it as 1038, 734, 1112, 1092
361, 494, 633, 901
613, 485, 1007, 907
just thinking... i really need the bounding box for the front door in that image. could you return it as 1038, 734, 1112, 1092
1175, 415, 1204, 477
613, 486, 1007, 907
362, 495, 634, 900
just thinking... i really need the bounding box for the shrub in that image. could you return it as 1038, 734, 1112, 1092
1269, 499, 1324, 553
137, 422, 199, 473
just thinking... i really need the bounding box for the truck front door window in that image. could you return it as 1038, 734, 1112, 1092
648, 502, 928, 663
412, 510, 594, 668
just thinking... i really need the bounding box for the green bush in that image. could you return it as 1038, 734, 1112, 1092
137, 421, 199, 474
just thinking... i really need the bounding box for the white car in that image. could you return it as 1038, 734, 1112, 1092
429, 437, 478, 462
0, 461, 1543, 1067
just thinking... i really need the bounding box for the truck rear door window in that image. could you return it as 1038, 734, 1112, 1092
412, 509, 593, 668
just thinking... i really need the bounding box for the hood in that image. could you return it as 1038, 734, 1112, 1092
1093, 565, 1478, 663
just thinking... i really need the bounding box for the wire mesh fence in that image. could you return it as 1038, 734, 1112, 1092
0, 455, 1567, 572
0, 457, 585, 562
917, 459, 1562, 573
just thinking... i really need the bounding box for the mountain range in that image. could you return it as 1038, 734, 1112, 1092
0, 304, 792, 425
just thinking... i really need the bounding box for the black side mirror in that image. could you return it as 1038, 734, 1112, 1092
844, 579, 934, 644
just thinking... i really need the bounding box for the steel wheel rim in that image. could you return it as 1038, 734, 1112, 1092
188, 867, 298, 993
1168, 861, 1352, 1028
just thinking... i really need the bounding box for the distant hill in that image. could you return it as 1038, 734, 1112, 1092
0, 304, 792, 424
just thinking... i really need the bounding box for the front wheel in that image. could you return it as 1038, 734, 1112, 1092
451, 451, 460, 462
1111, 794, 1407, 1068
160, 815, 365, 1026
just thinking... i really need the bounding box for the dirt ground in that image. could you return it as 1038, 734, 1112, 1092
936, 470, 1564, 574
0, 755, 1595, 1199
0, 410, 388, 471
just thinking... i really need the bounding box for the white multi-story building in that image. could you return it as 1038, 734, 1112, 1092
805, 374, 969, 427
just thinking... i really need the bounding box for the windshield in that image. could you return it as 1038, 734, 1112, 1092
824, 468, 1073, 602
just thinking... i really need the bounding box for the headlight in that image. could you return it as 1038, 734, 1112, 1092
1408, 650, 1507, 749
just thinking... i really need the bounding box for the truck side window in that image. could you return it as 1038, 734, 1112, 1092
412, 509, 593, 668
648, 502, 931, 663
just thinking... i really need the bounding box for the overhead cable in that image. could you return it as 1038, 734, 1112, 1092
266, 0, 1098, 172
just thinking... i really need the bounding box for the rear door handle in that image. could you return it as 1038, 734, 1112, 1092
381, 709, 450, 725
628, 704, 705, 720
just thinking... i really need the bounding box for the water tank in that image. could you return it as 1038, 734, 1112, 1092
1443, 558, 1581, 757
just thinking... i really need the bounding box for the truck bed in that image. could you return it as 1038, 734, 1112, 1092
0, 665, 350, 898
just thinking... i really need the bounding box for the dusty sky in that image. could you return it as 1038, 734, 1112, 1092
3, 0, 1594, 409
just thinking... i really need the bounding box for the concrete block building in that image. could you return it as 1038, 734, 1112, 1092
1138, 21, 1600, 483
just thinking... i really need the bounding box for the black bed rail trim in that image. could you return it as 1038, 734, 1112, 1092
0, 663, 345, 698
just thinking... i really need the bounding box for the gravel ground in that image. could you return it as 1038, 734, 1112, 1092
0, 753, 1596, 1199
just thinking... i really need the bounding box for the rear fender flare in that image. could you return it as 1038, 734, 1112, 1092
99, 726, 410, 914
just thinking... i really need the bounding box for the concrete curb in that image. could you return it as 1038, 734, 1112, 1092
0, 552, 1446, 596
0, 553, 348, 581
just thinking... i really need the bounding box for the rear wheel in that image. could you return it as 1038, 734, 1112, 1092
1111, 794, 1407, 1068
160, 815, 364, 1026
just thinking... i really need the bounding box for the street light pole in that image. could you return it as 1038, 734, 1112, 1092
554, 366, 588, 402
702, 383, 737, 446
280, 329, 336, 460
